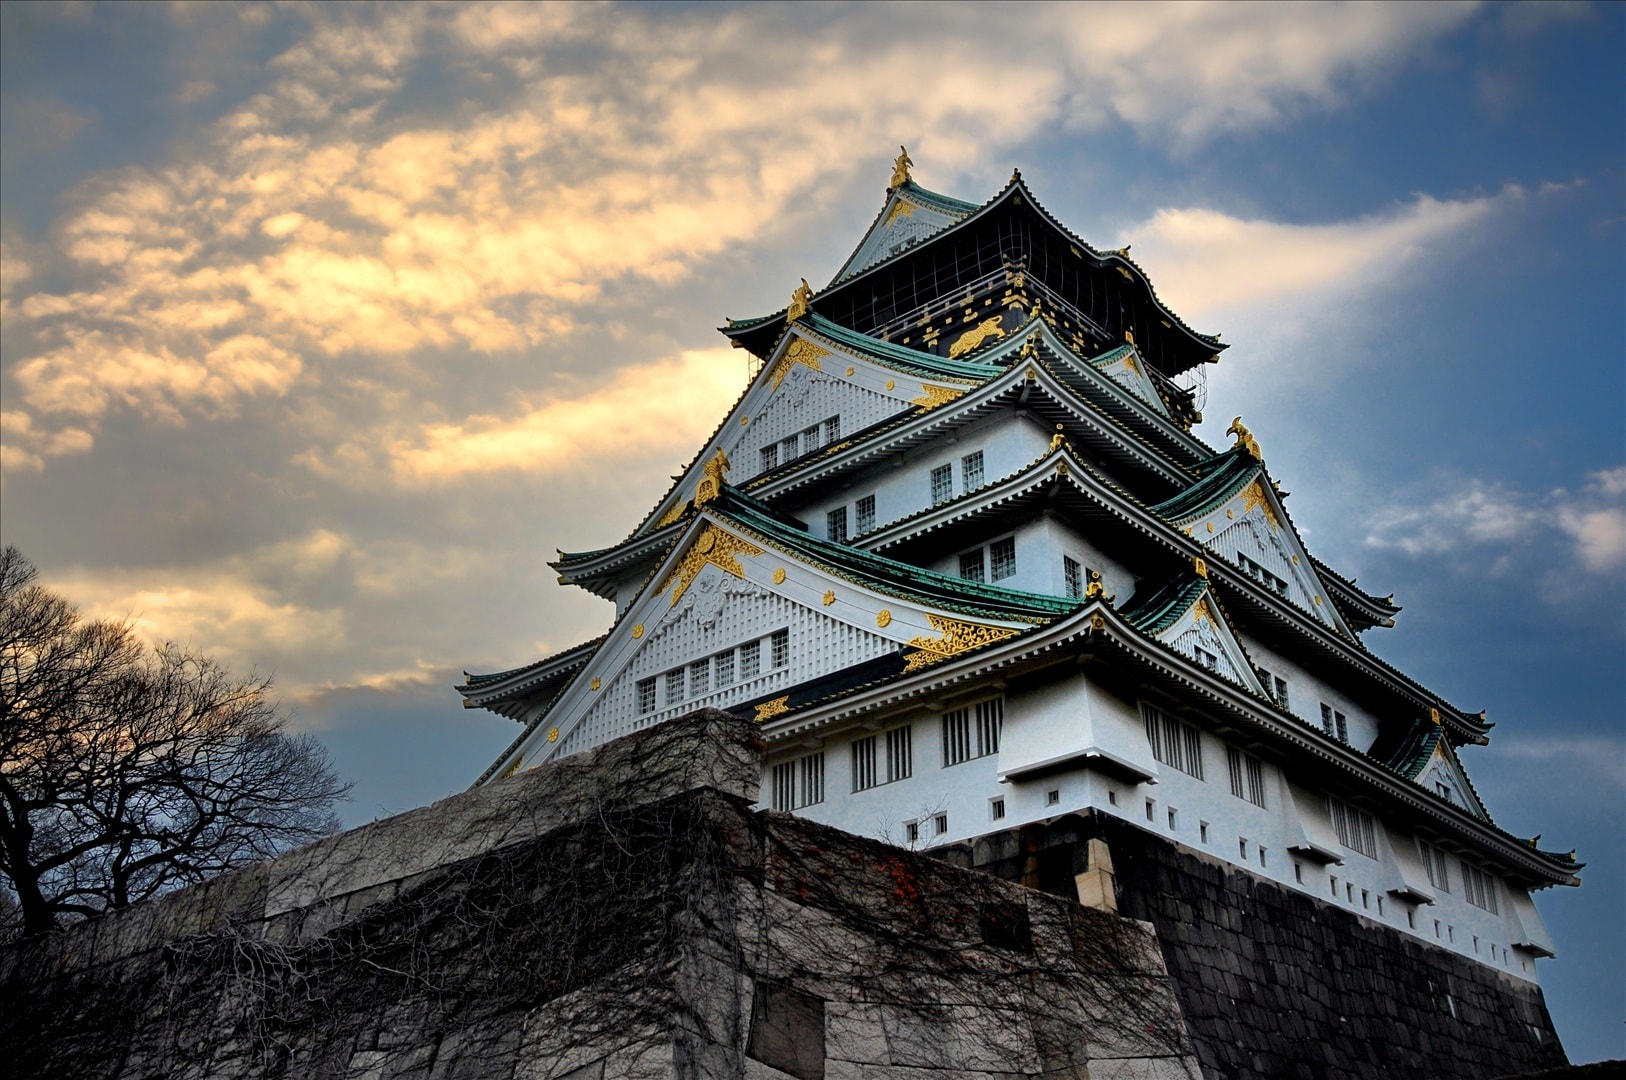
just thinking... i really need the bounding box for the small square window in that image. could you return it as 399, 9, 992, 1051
1238, 838, 1249, 861
1167, 807, 1178, 831
905, 820, 920, 844
1199, 821, 1209, 844
935, 813, 949, 835
1047, 788, 1061, 806
990, 797, 1005, 821
1407, 909, 1416, 929
1361, 889, 1370, 910
1108, 789, 1118, 807
1258, 846, 1267, 868
1294, 862, 1303, 884
1144, 798, 1156, 822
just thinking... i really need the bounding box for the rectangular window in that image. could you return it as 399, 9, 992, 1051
1227, 747, 1267, 808
942, 707, 971, 767
1144, 705, 1203, 779
931, 463, 953, 505
740, 640, 761, 679
934, 812, 949, 836
771, 762, 795, 811
760, 444, 779, 471
855, 494, 875, 534
1328, 796, 1378, 858
959, 550, 985, 583
688, 659, 710, 697
1239, 553, 1288, 595
637, 677, 657, 714
1420, 841, 1450, 892
1321, 703, 1349, 743
1194, 646, 1218, 671
823, 416, 840, 444
852, 736, 878, 792
1063, 556, 1083, 599
802, 423, 823, 453
664, 668, 685, 705
975, 698, 1003, 756
772, 752, 824, 810
1049, 788, 1062, 807
990, 797, 1005, 821
800, 753, 825, 807
989, 536, 1016, 581
826, 506, 848, 542
780, 434, 800, 461
886, 725, 912, 782
1461, 862, 1499, 913
771, 629, 789, 669
714, 650, 735, 687
961, 450, 984, 490
905, 820, 920, 844
1258, 667, 1289, 709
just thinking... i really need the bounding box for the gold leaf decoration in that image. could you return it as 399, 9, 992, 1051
590, 677, 601, 691
948, 316, 1006, 359
754, 696, 790, 723
876, 609, 892, 628
547, 727, 560, 743
1193, 598, 1215, 625
659, 525, 765, 607
631, 623, 644, 639
885, 379, 896, 391
656, 501, 689, 528
770, 337, 829, 390
772, 568, 786, 585
1239, 480, 1281, 530
822, 590, 836, 606
902, 613, 1020, 672
910, 384, 965, 410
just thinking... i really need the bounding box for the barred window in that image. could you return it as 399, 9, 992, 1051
714, 649, 735, 687
760, 445, 778, 471
1328, 796, 1378, 858
931, 464, 953, 505
962, 450, 984, 490
800, 753, 825, 807
975, 698, 1003, 756
688, 659, 710, 697
772, 752, 824, 810
1239, 552, 1288, 595
1461, 862, 1498, 913
1257, 668, 1289, 709
942, 708, 971, 767
740, 640, 761, 679
1143, 705, 1203, 780
637, 677, 656, 714
664, 668, 685, 705
886, 725, 912, 782
770, 629, 789, 668
958, 550, 985, 583
852, 735, 878, 791
1227, 746, 1267, 807
989, 537, 1016, 581
802, 423, 823, 452
1419, 841, 1450, 893
771, 762, 795, 811
823, 416, 841, 444
1321, 703, 1349, 743
855, 494, 876, 534
940, 699, 1002, 768
1064, 556, 1083, 599
827, 506, 848, 542
1194, 646, 1219, 671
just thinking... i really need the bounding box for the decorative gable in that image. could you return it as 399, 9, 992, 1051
1417, 740, 1490, 822
1122, 574, 1265, 696
834, 190, 967, 283
1088, 344, 1170, 417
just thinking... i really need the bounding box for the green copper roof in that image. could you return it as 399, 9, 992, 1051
1119, 574, 1209, 637
463, 635, 605, 691
720, 487, 1081, 621
1149, 446, 1260, 523
802, 314, 1005, 379
1374, 716, 1444, 781
894, 178, 981, 217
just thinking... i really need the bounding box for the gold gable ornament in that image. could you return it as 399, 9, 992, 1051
1193, 556, 1208, 578
902, 614, 1020, 672
693, 447, 731, 508
889, 146, 913, 189
1226, 416, 1263, 460
948, 316, 1006, 359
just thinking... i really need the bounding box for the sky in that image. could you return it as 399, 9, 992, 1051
1, 0, 1621, 1062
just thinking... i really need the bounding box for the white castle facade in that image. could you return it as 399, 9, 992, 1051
461, 153, 1579, 983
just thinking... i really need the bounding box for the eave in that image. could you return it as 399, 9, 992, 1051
459, 635, 606, 720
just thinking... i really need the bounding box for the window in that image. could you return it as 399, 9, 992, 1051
637, 677, 657, 714
1199, 821, 1210, 844
931, 464, 953, 505
1108, 789, 1119, 807
715, 649, 735, 687
958, 550, 985, 583
905, 820, 920, 844
975, 698, 1003, 757
1239, 553, 1288, 595
1143, 705, 1204, 779
827, 506, 848, 542
1328, 796, 1378, 858
1049, 789, 1062, 807
990, 798, 1005, 821
1259, 846, 1267, 868
773, 754, 823, 811
823, 416, 840, 444
1321, 703, 1348, 743
740, 640, 761, 679
1239, 838, 1250, 861
1461, 863, 1499, 913
664, 669, 685, 705
1063, 556, 1083, 599
1420, 842, 1450, 892
885, 725, 912, 782
1257, 667, 1289, 709
1167, 807, 1178, 831
760, 444, 779, 471
1226, 746, 1267, 808
780, 434, 800, 461
942, 708, 971, 766
962, 450, 984, 490
852, 736, 878, 792
934, 813, 949, 836
802, 423, 823, 453
688, 659, 710, 697
1194, 646, 1219, 671
1145, 798, 1156, 822
855, 494, 875, 534
943, 697, 1003, 765
989, 537, 1016, 581
771, 629, 789, 668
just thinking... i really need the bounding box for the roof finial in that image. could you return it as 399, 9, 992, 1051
694, 446, 731, 509
1225, 416, 1263, 460
1010, 166, 1021, 184
786, 278, 813, 323
1049, 423, 1065, 452
889, 146, 912, 189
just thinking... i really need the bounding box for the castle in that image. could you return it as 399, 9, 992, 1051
461, 150, 1579, 988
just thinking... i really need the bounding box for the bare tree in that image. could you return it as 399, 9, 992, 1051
0, 546, 349, 937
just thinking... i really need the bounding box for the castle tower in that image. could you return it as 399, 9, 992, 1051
460, 152, 1579, 987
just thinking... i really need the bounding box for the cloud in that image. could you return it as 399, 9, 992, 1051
1365, 468, 1626, 577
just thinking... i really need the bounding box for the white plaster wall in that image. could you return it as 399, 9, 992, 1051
1238, 635, 1381, 753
